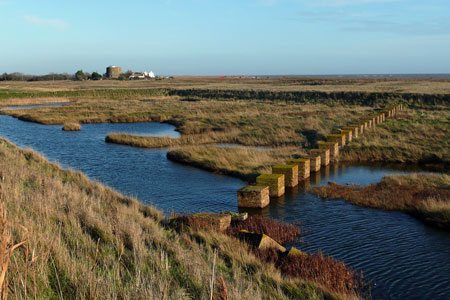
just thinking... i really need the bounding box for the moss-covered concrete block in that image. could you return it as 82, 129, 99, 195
237, 185, 270, 208
237, 230, 286, 252
310, 148, 330, 166
287, 158, 310, 180
318, 141, 339, 161
256, 174, 285, 197
192, 212, 231, 231
327, 134, 346, 147
342, 126, 358, 138
272, 164, 298, 187
303, 154, 321, 172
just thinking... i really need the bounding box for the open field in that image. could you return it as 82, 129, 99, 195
1, 77, 450, 94
1, 80, 448, 179
311, 174, 450, 230
0, 138, 362, 299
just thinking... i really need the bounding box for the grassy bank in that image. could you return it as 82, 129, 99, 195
340, 109, 450, 167
0, 138, 361, 299
167, 146, 301, 182
311, 174, 450, 230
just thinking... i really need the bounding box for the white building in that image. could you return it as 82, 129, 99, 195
129, 70, 156, 79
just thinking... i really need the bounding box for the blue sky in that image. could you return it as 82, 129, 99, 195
0, 0, 449, 75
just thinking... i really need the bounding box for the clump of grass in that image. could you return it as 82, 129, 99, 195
226, 215, 301, 244
255, 248, 365, 297
62, 121, 81, 131
312, 174, 450, 230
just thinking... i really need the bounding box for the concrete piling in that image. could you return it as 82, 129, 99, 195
256, 174, 285, 197
303, 154, 321, 172
342, 126, 359, 138
272, 164, 299, 187
237, 185, 270, 208
327, 133, 346, 147
287, 158, 310, 180
318, 141, 339, 161
310, 148, 330, 166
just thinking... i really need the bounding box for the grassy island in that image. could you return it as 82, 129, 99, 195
312, 174, 450, 230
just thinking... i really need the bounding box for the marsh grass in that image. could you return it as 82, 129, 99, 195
0, 138, 352, 300
311, 174, 450, 230
167, 146, 302, 181
62, 122, 81, 131
1, 77, 450, 94
340, 109, 450, 167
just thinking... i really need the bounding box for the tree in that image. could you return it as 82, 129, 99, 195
90, 72, 102, 80
74, 70, 85, 81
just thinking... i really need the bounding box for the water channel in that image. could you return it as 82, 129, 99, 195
0, 106, 448, 300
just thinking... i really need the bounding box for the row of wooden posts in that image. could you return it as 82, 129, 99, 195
237, 104, 403, 208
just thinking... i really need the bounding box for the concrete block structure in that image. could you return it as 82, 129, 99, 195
327, 134, 346, 147
304, 154, 321, 172
310, 148, 330, 166
237, 185, 270, 208
318, 141, 339, 161
191, 212, 231, 231
287, 158, 310, 180
256, 174, 285, 197
237, 230, 286, 252
272, 164, 298, 187
342, 126, 359, 138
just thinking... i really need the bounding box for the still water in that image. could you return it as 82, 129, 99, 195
0, 112, 448, 300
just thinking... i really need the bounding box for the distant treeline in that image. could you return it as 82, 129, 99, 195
0, 70, 103, 82
0, 72, 73, 82
168, 89, 450, 107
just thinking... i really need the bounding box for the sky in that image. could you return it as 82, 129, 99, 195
0, 0, 449, 75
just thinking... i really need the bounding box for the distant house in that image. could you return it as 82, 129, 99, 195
129, 71, 156, 79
